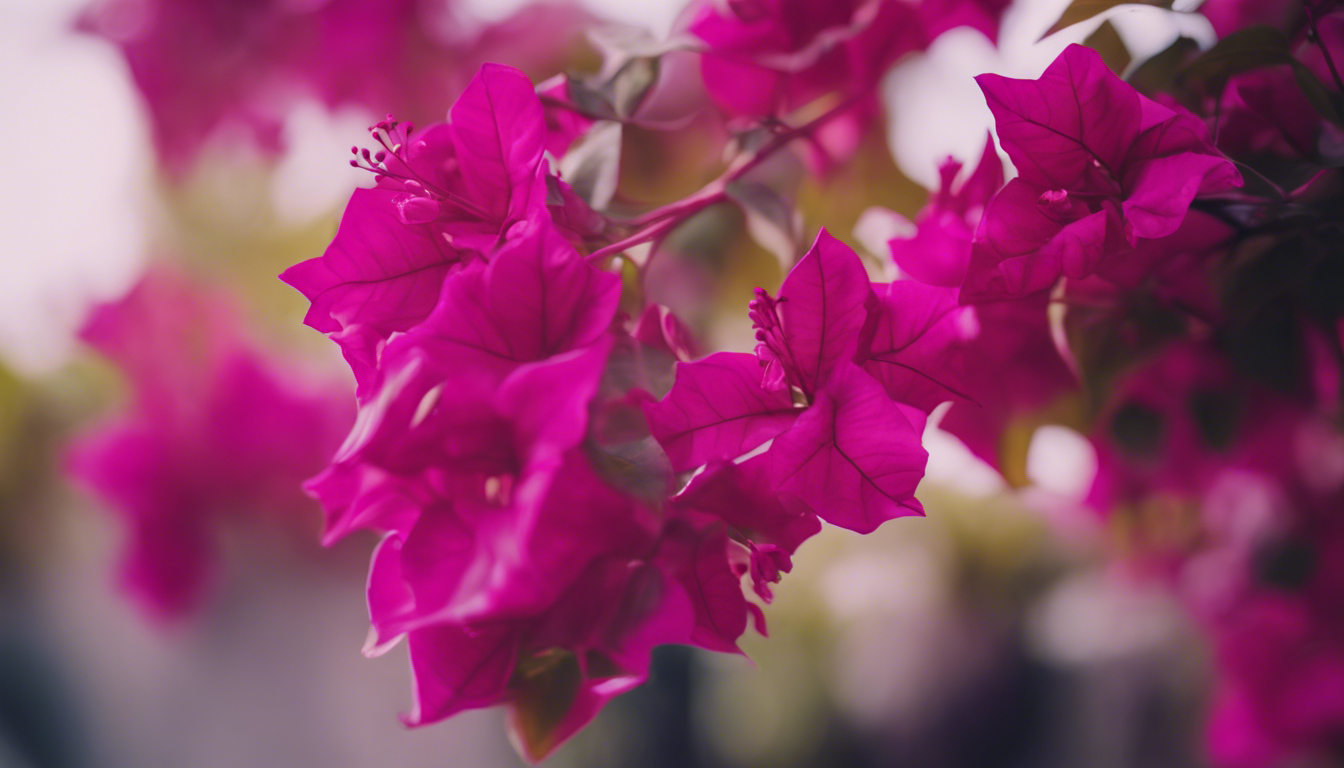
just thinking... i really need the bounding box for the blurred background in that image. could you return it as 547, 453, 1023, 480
0, 0, 1254, 766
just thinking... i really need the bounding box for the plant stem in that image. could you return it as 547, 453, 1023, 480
587, 93, 868, 264
1305, 2, 1344, 95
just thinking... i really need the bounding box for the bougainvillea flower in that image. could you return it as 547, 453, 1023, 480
887, 142, 1075, 474
962, 44, 1241, 302
1217, 66, 1327, 162
76, 0, 302, 174
281, 64, 566, 394
889, 136, 1003, 287
77, 0, 597, 175
1197, 0, 1303, 38
292, 198, 822, 756
671, 455, 821, 600
687, 0, 1008, 119
646, 230, 929, 533
1200, 485, 1344, 768
64, 267, 349, 619
859, 279, 976, 413
306, 213, 620, 544
1084, 342, 1302, 511
916, 0, 1012, 44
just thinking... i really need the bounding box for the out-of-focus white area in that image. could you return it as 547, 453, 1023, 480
0, 0, 148, 374
1027, 425, 1098, 501
1027, 570, 1185, 665
40, 508, 515, 768
271, 102, 375, 225
923, 421, 1006, 498
464, 0, 688, 38
0, 0, 687, 375
885, 0, 1216, 188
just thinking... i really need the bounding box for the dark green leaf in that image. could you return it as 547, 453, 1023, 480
1178, 25, 1294, 91
564, 75, 618, 120
1085, 20, 1133, 74
1127, 36, 1200, 99
1188, 389, 1238, 450
609, 57, 660, 119
1255, 538, 1316, 590
1177, 24, 1343, 124
507, 649, 583, 763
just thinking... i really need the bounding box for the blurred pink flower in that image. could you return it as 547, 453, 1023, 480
77, 0, 594, 175
65, 266, 350, 619
963, 45, 1241, 302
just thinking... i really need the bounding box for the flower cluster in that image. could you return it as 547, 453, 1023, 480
66, 267, 349, 619
282, 42, 981, 757
874, 3, 1344, 763
286, 64, 756, 759
77, 0, 594, 175
688, 0, 1009, 166
63, 0, 1344, 758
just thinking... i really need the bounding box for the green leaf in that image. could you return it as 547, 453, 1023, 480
609, 57, 660, 119
559, 120, 622, 209
1084, 19, 1133, 74
507, 649, 583, 764
725, 179, 801, 271
1126, 36, 1200, 103
1041, 1, 1176, 40
1178, 25, 1294, 89
586, 435, 674, 504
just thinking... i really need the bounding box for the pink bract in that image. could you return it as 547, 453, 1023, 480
290, 162, 825, 755
646, 230, 932, 533
962, 44, 1241, 302
65, 267, 349, 619
280, 64, 579, 396
77, 0, 595, 175
887, 139, 1075, 473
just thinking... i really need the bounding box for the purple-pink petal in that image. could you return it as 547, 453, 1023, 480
775, 228, 875, 396
644, 351, 800, 472
768, 363, 927, 533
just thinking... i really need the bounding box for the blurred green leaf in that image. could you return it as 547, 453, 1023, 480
1041, 1, 1176, 40
560, 121, 622, 210
609, 57, 660, 119
726, 180, 801, 272
1085, 20, 1132, 74
1126, 35, 1200, 100
508, 649, 583, 763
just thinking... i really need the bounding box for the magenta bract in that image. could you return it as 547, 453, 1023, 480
962, 45, 1241, 302
65, 267, 349, 619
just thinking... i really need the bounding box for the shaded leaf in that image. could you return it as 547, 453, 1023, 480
1126, 35, 1200, 102
609, 57, 661, 119
559, 121, 622, 209
725, 179, 801, 270
587, 25, 704, 63
1042, 1, 1176, 40
507, 649, 583, 763
1085, 20, 1132, 74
